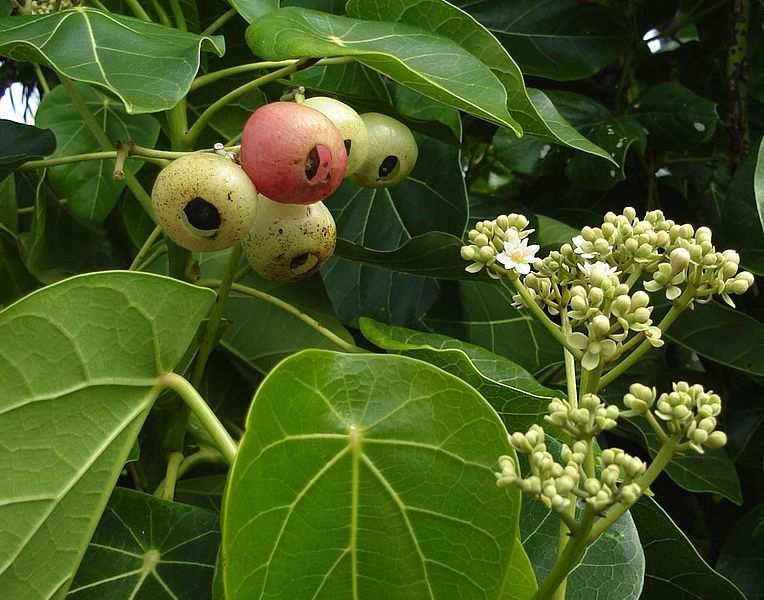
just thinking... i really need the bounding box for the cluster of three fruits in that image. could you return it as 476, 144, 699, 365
152, 98, 418, 281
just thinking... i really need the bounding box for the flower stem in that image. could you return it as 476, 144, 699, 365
124, 0, 151, 21
598, 286, 695, 390
195, 279, 365, 354
169, 0, 186, 31
587, 434, 680, 543
502, 279, 583, 360
202, 7, 237, 36
129, 225, 163, 270
158, 373, 237, 465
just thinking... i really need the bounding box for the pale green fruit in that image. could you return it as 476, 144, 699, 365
303, 96, 369, 177
350, 113, 418, 187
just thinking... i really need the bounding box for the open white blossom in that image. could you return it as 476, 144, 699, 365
579, 260, 620, 282
496, 229, 539, 275
572, 235, 597, 259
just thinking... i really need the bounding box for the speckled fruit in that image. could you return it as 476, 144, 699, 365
243, 194, 336, 281
303, 96, 369, 177
151, 153, 258, 252
239, 102, 347, 205
350, 113, 419, 188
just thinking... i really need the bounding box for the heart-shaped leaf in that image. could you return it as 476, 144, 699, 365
35, 82, 160, 222
0, 7, 224, 114
424, 280, 562, 373
222, 350, 519, 600
359, 317, 559, 432
229, 0, 278, 22
246, 7, 522, 133
346, 0, 614, 162
632, 497, 746, 600
717, 502, 764, 599
0, 271, 215, 599
454, 0, 627, 81
68, 488, 220, 599
0, 119, 56, 183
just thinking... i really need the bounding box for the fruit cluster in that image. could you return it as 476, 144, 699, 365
151, 98, 418, 281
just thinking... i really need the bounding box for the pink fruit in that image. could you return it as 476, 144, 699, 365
240, 102, 348, 205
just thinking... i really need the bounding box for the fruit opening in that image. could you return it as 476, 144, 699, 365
183, 197, 221, 236
290, 252, 320, 276
304, 144, 332, 184
378, 155, 400, 180
344, 139, 352, 156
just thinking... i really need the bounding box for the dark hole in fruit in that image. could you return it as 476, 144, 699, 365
344, 139, 352, 156
290, 253, 310, 269
184, 197, 221, 230
305, 146, 320, 180
378, 155, 399, 179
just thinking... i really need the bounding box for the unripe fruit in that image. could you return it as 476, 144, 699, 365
240, 102, 347, 204
303, 96, 369, 177
350, 113, 418, 187
243, 195, 336, 281
151, 153, 257, 252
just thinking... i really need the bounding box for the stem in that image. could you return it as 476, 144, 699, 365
150, 0, 172, 27
169, 0, 187, 31
190, 57, 353, 92
124, 0, 151, 21
153, 445, 223, 498
158, 373, 237, 465
644, 411, 670, 443
59, 76, 155, 216
112, 142, 129, 180
533, 508, 598, 600
502, 279, 583, 360
160, 451, 184, 501
166, 101, 190, 151
580, 366, 601, 396
87, 0, 109, 10
598, 286, 695, 390
196, 279, 364, 354
560, 306, 578, 409
33, 64, 50, 95
587, 435, 680, 543
202, 7, 237, 36
185, 59, 312, 146
726, 0, 751, 165
129, 225, 162, 270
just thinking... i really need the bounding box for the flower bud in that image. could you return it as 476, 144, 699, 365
589, 287, 604, 307
612, 295, 631, 315
669, 247, 691, 274
496, 214, 509, 230
571, 295, 588, 313
705, 430, 727, 449
678, 224, 694, 239
695, 226, 712, 243
475, 233, 489, 247
478, 245, 495, 262
601, 465, 620, 487
583, 478, 601, 496
592, 314, 611, 337
620, 483, 642, 506
624, 207, 637, 222
631, 291, 650, 309
461, 245, 477, 260
633, 307, 651, 323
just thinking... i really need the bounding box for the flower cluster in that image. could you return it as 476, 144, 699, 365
30, 0, 76, 14
461, 207, 755, 372
624, 382, 727, 453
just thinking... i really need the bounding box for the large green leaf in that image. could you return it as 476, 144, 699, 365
222, 350, 519, 600
519, 477, 644, 599
229, 0, 277, 22
502, 540, 537, 600
756, 136, 764, 236
455, 0, 627, 80
632, 497, 746, 600
35, 82, 160, 222
0, 225, 36, 306
0, 119, 56, 183
633, 83, 718, 148
717, 502, 764, 599
0, 173, 17, 233
360, 317, 559, 432
0, 8, 224, 114
323, 128, 468, 326
246, 7, 522, 133
347, 0, 614, 161
68, 488, 220, 599
664, 300, 764, 377
0, 271, 215, 599
424, 280, 562, 373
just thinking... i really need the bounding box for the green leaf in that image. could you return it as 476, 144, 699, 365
222, 350, 519, 600
565, 117, 646, 190
0, 225, 36, 306
323, 128, 467, 326
502, 539, 537, 600
68, 488, 220, 599
454, 0, 627, 80
198, 251, 355, 373
246, 7, 522, 133
0, 271, 215, 599
175, 475, 226, 513
424, 280, 562, 373
0, 119, 56, 183
624, 416, 743, 504
346, 0, 613, 161
0, 173, 17, 233
633, 83, 718, 148
520, 476, 644, 599
717, 502, 764, 599
229, 0, 277, 22
665, 300, 764, 377
35, 82, 160, 222
359, 317, 560, 432
756, 136, 764, 236
0, 8, 224, 114
631, 497, 746, 600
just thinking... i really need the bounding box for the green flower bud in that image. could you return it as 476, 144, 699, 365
478, 245, 495, 262
496, 214, 509, 230
602, 465, 620, 487
612, 295, 631, 315
474, 233, 489, 247
633, 307, 651, 323
620, 483, 642, 506
592, 314, 611, 337
460, 245, 477, 261
670, 247, 691, 274
679, 224, 694, 239
695, 226, 712, 243
571, 295, 588, 313
624, 207, 637, 222
583, 478, 601, 496
705, 430, 727, 449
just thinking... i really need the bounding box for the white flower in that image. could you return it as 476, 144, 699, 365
572, 235, 596, 259
496, 230, 539, 275
579, 261, 620, 285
